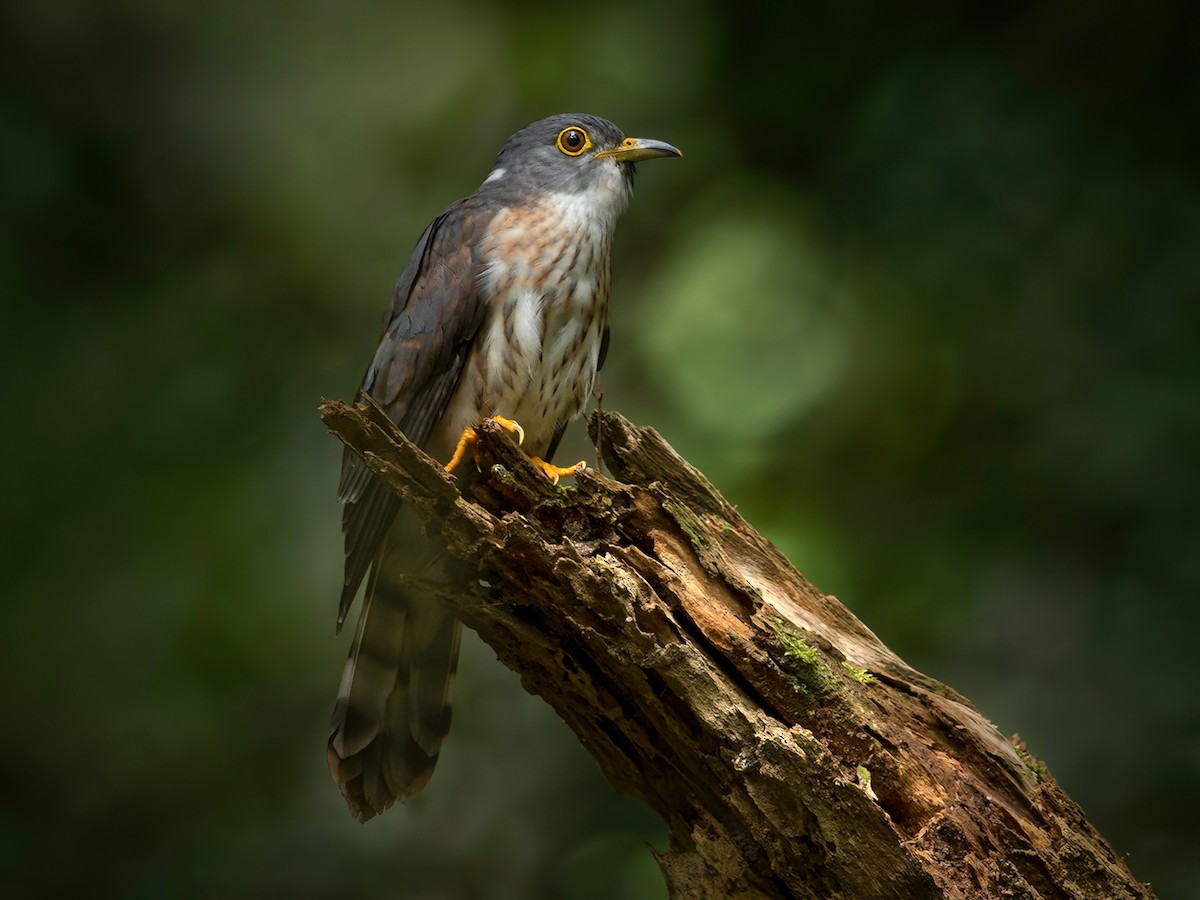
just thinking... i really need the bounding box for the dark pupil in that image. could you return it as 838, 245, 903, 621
564, 130, 581, 149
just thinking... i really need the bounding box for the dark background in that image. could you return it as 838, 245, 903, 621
2, 1, 1197, 897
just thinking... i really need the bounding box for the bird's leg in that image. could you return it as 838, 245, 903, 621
442, 416, 583, 484
528, 458, 587, 485
444, 416, 525, 473
443, 429, 478, 474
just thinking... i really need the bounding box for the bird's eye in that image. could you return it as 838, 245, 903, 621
556, 126, 591, 157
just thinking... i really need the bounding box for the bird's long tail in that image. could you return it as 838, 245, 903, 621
327, 522, 461, 821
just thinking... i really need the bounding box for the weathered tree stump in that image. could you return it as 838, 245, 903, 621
320, 397, 1152, 900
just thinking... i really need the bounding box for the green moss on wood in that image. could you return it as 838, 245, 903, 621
772, 621, 840, 700
657, 492, 710, 552
1012, 736, 1049, 784
841, 661, 875, 685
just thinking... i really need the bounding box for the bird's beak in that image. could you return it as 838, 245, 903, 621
592, 137, 682, 163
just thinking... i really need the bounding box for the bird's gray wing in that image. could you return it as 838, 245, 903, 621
329, 197, 494, 820
336, 199, 493, 628
597, 323, 610, 373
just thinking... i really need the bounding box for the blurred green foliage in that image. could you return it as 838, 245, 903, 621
2, 1, 1197, 897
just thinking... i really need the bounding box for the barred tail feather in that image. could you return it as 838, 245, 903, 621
328, 524, 462, 821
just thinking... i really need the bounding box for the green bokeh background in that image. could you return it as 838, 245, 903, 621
3, 2, 1197, 897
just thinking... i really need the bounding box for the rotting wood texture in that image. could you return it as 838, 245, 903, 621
320, 397, 1152, 900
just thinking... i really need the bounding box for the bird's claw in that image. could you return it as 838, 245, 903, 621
444, 417, 582, 484
489, 416, 525, 445
445, 416, 527, 474
531, 458, 587, 485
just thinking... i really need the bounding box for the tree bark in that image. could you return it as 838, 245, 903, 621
320, 397, 1152, 900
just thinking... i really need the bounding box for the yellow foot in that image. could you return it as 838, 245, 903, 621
444, 417, 526, 473
489, 416, 525, 444
531, 457, 586, 485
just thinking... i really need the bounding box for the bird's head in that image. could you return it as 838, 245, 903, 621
479, 113, 681, 216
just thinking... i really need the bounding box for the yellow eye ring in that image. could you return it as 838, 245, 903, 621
556, 126, 592, 157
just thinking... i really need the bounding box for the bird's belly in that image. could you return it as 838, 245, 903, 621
505, 326, 601, 453
440, 287, 605, 459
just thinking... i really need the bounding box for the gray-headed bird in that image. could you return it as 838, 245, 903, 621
330, 114, 680, 821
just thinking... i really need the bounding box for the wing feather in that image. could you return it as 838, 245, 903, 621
338, 199, 494, 628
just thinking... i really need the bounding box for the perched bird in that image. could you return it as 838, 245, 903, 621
329, 114, 681, 821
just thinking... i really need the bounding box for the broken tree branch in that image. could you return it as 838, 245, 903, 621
319, 397, 1151, 900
